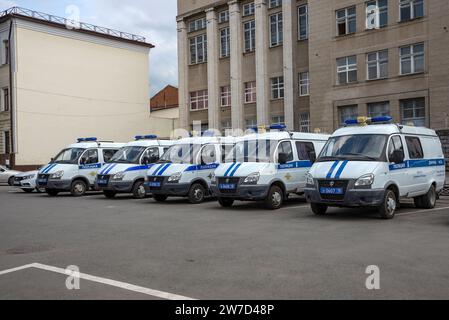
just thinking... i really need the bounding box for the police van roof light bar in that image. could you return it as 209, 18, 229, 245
135, 135, 158, 140
77, 137, 98, 143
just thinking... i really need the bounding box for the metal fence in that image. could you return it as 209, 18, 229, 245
0, 7, 147, 43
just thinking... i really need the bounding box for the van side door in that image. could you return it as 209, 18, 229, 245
79, 149, 100, 185
198, 144, 219, 186
405, 136, 427, 195
387, 135, 408, 196
277, 141, 296, 192
295, 141, 317, 190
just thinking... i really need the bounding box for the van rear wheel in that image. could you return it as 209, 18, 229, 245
415, 185, 437, 209
311, 203, 328, 215
379, 189, 397, 219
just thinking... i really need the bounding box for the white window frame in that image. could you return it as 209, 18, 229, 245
220, 27, 230, 58
188, 18, 206, 33
221, 120, 232, 133
244, 20, 256, 53
399, 0, 424, 21
271, 115, 285, 126
244, 81, 257, 104
366, 0, 388, 29
269, 0, 282, 9
366, 50, 388, 80
190, 90, 209, 111
243, 3, 255, 17
400, 98, 425, 126
270, 12, 283, 47
339, 105, 359, 126
337, 55, 357, 84
300, 113, 311, 133
298, 5, 308, 40
270, 77, 284, 100
336, 6, 356, 36
189, 34, 207, 65
400, 43, 424, 75
246, 118, 257, 129
368, 101, 390, 118
220, 86, 231, 107
299, 72, 310, 96
218, 10, 229, 23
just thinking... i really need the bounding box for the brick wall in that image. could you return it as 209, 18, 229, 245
437, 129, 449, 172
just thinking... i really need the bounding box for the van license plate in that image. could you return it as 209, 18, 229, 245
320, 187, 344, 195
219, 183, 236, 190
97, 179, 109, 186
147, 182, 161, 188
38, 179, 48, 186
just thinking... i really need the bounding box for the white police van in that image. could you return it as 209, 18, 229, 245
38, 138, 125, 197
211, 126, 330, 210
96, 135, 173, 199
304, 117, 446, 219
145, 135, 236, 204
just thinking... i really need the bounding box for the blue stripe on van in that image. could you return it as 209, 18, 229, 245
224, 163, 237, 177
390, 159, 445, 171
334, 160, 349, 179
229, 163, 242, 177
157, 164, 171, 176
278, 161, 313, 170
326, 161, 340, 179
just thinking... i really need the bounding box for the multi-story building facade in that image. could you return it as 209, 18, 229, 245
0, 7, 154, 170
177, 0, 449, 135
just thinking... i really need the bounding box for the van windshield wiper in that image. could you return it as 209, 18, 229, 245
343, 153, 378, 161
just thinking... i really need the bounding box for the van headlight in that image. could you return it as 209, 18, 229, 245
51, 171, 64, 179
168, 172, 182, 183
112, 172, 126, 181
243, 173, 260, 185
355, 174, 374, 188
23, 174, 36, 180
306, 173, 314, 186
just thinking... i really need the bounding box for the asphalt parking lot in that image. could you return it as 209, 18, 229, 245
1, 186, 449, 300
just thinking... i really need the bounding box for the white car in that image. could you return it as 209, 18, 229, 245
0, 165, 21, 186
305, 117, 446, 219
13, 170, 43, 193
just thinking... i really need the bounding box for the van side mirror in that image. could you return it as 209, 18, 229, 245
309, 151, 317, 163
390, 150, 404, 164
278, 153, 288, 165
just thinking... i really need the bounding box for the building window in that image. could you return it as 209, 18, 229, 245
270, 77, 284, 100
400, 43, 424, 75
190, 34, 207, 65
269, 0, 282, 9
190, 90, 208, 111
272, 116, 285, 126
221, 120, 232, 134
3, 130, 10, 154
243, 3, 255, 17
366, 0, 388, 29
270, 13, 283, 47
339, 105, 358, 126
298, 5, 308, 40
220, 86, 231, 107
2, 88, 9, 112
244, 81, 257, 104
300, 113, 311, 133
188, 18, 206, 33
3, 40, 9, 65
244, 20, 256, 53
367, 50, 388, 80
219, 10, 229, 23
368, 102, 390, 118
246, 118, 257, 129
220, 28, 230, 58
336, 6, 356, 36
400, 0, 424, 22
299, 72, 310, 96
401, 98, 425, 127
337, 55, 357, 84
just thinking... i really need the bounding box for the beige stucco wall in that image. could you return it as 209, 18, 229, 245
13, 22, 154, 166
150, 107, 179, 119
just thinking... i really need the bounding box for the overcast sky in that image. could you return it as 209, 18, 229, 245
0, 0, 178, 97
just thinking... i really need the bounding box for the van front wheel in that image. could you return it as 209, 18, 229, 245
132, 181, 147, 199
218, 198, 234, 208
265, 185, 284, 210
188, 183, 206, 204
379, 189, 397, 219
71, 180, 87, 197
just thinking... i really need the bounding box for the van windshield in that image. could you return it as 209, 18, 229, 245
227, 140, 277, 163
318, 134, 387, 162
159, 144, 201, 164
110, 146, 146, 164
53, 148, 85, 164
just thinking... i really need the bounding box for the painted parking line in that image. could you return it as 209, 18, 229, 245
0, 263, 195, 300
396, 206, 449, 217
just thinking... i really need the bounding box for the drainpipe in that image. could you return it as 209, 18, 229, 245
8, 19, 14, 168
